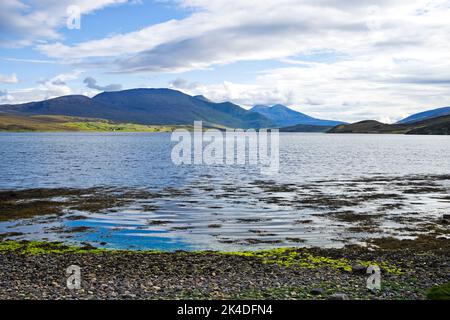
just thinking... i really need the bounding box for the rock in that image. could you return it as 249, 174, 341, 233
351, 265, 367, 274
80, 243, 96, 250
310, 288, 325, 295
442, 214, 450, 224
327, 293, 349, 300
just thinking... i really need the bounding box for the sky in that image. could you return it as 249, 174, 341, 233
1, 0, 450, 123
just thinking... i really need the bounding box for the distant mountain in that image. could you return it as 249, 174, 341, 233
397, 106, 450, 124
328, 115, 450, 135
279, 124, 334, 132
250, 104, 346, 127
0, 89, 273, 129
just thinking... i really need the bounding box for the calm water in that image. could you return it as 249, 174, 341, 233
0, 132, 449, 250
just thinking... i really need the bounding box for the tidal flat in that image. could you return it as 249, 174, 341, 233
0, 174, 449, 250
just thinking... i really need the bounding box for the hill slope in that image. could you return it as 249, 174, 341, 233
92, 89, 273, 128
397, 106, 450, 124
328, 115, 450, 135
0, 89, 273, 129
250, 104, 345, 127
0, 95, 114, 119
404, 115, 450, 135
328, 120, 407, 134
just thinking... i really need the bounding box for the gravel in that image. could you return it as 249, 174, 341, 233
0, 245, 448, 300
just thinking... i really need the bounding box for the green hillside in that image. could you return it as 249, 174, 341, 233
0, 114, 187, 132
328, 115, 450, 135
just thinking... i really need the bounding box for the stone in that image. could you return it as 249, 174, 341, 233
310, 288, 325, 295
351, 265, 367, 274
327, 293, 349, 300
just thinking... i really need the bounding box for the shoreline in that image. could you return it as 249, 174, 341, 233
0, 239, 448, 300
0, 177, 448, 300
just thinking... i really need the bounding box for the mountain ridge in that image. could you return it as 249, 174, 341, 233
0, 88, 273, 129
250, 104, 346, 127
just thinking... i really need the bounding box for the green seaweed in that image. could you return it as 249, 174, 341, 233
0, 241, 402, 275
217, 248, 402, 274
0, 240, 168, 255
426, 282, 450, 300
0, 240, 106, 255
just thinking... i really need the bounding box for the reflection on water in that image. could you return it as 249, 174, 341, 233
0, 132, 449, 250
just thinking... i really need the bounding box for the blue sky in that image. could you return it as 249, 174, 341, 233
1, 0, 450, 123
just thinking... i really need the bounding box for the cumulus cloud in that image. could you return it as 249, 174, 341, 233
0, 89, 14, 103
83, 77, 122, 91
37, 0, 447, 72
3, 71, 84, 104
51, 79, 67, 86
0, 0, 130, 47
0, 73, 18, 84
169, 78, 200, 90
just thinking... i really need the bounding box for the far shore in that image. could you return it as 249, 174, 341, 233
1, 113, 450, 135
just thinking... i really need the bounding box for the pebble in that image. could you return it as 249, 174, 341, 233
351, 265, 367, 274
327, 293, 349, 300
310, 288, 325, 295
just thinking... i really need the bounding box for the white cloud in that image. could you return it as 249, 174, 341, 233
0, 89, 15, 103
0, 0, 130, 47
0, 73, 18, 83
38, 0, 445, 70
4, 71, 84, 104
83, 76, 122, 91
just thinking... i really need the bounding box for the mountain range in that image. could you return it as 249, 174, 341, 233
0, 88, 449, 134
0, 89, 272, 129
0, 89, 346, 129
